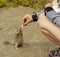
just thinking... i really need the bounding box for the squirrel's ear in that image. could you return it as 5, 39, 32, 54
15, 25, 19, 32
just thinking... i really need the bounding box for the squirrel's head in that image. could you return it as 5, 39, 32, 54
15, 26, 22, 35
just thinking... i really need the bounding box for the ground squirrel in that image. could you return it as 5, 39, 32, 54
15, 26, 23, 49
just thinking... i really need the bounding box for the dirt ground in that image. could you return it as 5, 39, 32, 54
0, 7, 59, 57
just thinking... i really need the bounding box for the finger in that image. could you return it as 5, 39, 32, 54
22, 19, 27, 26
22, 15, 27, 24
23, 20, 29, 26
21, 25, 24, 28
22, 14, 29, 26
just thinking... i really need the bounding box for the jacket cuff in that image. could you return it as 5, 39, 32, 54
44, 7, 54, 16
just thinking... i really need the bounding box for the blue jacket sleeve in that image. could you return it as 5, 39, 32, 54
36, 9, 60, 27
46, 11, 60, 27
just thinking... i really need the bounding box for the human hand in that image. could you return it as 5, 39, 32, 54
22, 14, 33, 26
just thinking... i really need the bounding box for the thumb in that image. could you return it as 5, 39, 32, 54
23, 20, 29, 26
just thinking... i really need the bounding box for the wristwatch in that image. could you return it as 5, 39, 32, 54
32, 14, 38, 22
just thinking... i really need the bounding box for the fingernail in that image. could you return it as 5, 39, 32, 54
21, 25, 24, 28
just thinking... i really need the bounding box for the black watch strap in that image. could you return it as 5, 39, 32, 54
32, 14, 38, 22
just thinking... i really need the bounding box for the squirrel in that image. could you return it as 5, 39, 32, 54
15, 26, 23, 49
4, 25, 23, 49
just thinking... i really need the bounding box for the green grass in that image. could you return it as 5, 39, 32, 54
0, 0, 52, 9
